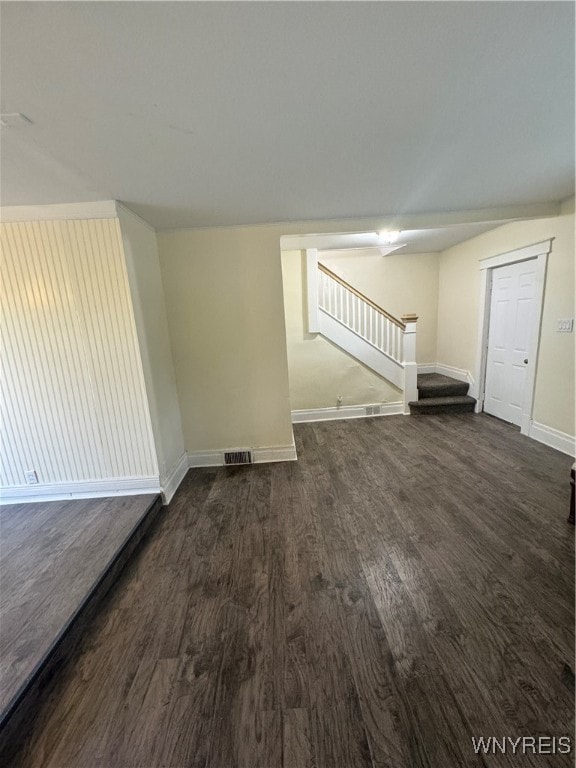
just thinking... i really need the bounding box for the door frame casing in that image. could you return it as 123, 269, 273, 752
474, 239, 553, 435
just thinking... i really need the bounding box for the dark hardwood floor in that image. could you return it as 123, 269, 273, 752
0, 493, 160, 728
5, 415, 574, 767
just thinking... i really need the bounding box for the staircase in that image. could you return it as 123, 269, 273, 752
409, 373, 476, 415
307, 253, 419, 412
305, 249, 477, 416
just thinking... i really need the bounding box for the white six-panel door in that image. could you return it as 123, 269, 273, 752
484, 259, 537, 426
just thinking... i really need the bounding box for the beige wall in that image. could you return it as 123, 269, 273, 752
0, 218, 158, 488
158, 224, 440, 441
281, 250, 402, 410
158, 225, 294, 453
119, 208, 185, 482
5, 202, 569, 495
160, 203, 573, 452
437, 199, 575, 435
321, 248, 439, 364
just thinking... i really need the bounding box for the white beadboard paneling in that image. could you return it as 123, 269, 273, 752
0, 218, 158, 487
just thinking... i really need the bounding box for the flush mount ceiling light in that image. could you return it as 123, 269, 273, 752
378, 230, 401, 245
0, 112, 32, 128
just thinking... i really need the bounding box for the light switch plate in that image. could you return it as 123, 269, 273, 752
556, 318, 574, 333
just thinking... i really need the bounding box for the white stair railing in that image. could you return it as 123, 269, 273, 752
312, 260, 418, 413
318, 264, 405, 363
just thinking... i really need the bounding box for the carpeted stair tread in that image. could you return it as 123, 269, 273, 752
409, 395, 476, 415
417, 373, 470, 399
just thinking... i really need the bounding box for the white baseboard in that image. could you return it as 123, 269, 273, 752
0, 476, 161, 505
160, 452, 189, 504
188, 451, 224, 468
435, 363, 474, 387
188, 442, 298, 468
291, 401, 404, 423
416, 364, 437, 374
252, 443, 298, 463
528, 421, 575, 457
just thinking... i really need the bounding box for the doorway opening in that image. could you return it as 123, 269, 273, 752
475, 239, 552, 435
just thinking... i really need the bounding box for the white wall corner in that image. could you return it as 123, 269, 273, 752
528, 422, 576, 457
115, 201, 156, 232
161, 452, 189, 504
291, 402, 403, 423
0, 476, 162, 505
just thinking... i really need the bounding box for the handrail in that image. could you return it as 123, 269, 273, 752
318, 262, 406, 329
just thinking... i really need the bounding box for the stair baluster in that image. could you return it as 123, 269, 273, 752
314, 259, 419, 413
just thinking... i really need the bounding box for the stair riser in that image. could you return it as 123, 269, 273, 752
410, 403, 476, 415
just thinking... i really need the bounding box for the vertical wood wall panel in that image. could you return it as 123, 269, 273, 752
0, 218, 158, 487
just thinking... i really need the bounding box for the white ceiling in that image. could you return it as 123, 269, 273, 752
1, 1, 574, 235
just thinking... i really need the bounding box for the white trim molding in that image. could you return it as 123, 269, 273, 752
188, 451, 224, 468
0, 200, 157, 230
253, 444, 298, 463
478, 239, 554, 271
160, 452, 189, 505
283, 231, 405, 256
436, 363, 476, 397
188, 442, 298, 468
475, 239, 553, 432
0, 476, 161, 505
291, 402, 403, 423
417, 363, 476, 396
115, 201, 156, 232
0, 200, 119, 222
282, 231, 381, 251
528, 422, 575, 457
416, 364, 437, 375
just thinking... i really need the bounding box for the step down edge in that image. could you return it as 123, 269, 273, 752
408, 395, 477, 415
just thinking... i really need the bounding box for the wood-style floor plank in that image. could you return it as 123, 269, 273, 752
0, 493, 159, 722
4, 414, 574, 768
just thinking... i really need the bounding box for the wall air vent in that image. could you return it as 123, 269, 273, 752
224, 450, 253, 466
365, 405, 381, 416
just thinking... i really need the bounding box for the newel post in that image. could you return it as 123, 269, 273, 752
401, 313, 418, 414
